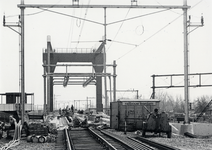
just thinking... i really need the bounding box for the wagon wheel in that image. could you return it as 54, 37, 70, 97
31, 135, 38, 143
166, 125, 172, 138
26, 135, 32, 142
142, 122, 147, 137
167, 131, 172, 138
38, 136, 46, 143
142, 129, 146, 137
0, 129, 3, 139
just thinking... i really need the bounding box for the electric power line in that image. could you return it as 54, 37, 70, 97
66, 8, 76, 48
4, 0, 62, 18
106, 8, 131, 52
115, 0, 205, 61
108, 39, 138, 47
75, 0, 91, 49
38, 8, 103, 25
116, 13, 183, 61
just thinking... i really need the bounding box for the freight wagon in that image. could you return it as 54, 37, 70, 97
110, 99, 160, 131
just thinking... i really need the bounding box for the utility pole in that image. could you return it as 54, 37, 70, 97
113, 60, 116, 102
43, 61, 46, 115
104, 8, 108, 109
183, 0, 204, 124
183, 0, 189, 124
3, 1, 25, 124
20, 0, 25, 125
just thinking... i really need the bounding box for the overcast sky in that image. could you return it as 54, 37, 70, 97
0, 0, 212, 109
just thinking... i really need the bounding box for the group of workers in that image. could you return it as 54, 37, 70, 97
0, 115, 16, 139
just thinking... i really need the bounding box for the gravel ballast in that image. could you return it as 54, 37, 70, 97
149, 134, 212, 150
106, 129, 212, 150
1, 131, 212, 150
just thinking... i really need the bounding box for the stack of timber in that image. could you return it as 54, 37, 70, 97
28, 122, 48, 136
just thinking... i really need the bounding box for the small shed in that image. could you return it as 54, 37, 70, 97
110, 99, 160, 131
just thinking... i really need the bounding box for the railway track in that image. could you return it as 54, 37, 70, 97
55, 117, 180, 150
55, 117, 72, 150
68, 128, 105, 150
55, 129, 67, 150
134, 136, 181, 150
101, 129, 181, 150
100, 129, 155, 150
68, 127, 157, 150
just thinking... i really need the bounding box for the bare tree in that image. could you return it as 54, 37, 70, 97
174, 95, 184, 113
155, 91, 174, 112
194, 95, 211, 114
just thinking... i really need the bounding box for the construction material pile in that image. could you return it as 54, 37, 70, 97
26, 114, 59, 143
28, 122, 48, 136
72, 113, 88, 127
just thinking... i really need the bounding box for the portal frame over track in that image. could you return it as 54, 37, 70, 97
18, 4, 190, 9
15, 1, 191, 123
43, 39, 117, 113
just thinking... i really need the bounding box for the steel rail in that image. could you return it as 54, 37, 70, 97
101, 130, 155, 150
89, 127, 118, 150
55, 130, 67, 150
68, 128, 105, 150
90, 128, 130, 150
135, 136, 181, 150
55, 117, 72, 150
63, 117, 177, 150
65, 128, 72, 150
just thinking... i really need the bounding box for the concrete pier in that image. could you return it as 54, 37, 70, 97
179, 124, 194, 135
171, 122, 212, 136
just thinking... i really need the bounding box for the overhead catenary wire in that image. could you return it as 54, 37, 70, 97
66, 8, 76, 48
116, 13, 183, 61
34, 5, 171, 51
106, 9, 171, 52
155, 0, 182, 15
38, 8, 103, 25
71, 40, 100, 43
106, 8, 131, 52
38, 7, 171, 26
155, 0, 204, 16
4, 0, 62, 18
75, 0, 91, 49
107, 39, 138, 47
115, 0, 204, 61
107, 8, 170, 25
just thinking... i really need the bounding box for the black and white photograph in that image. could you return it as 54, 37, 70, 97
0, 0, 212, 149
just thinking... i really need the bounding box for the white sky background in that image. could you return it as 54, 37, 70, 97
0, 0, 212, 109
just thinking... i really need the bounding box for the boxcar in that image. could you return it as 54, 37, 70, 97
110, 99, 160, 131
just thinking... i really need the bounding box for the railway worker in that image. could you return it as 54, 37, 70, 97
0, 121, 4, 139
81, 115, 88, 127
4, 115, 16, 130
2, 115, 16, 138
153, 108, 160, 133
153, 108, 159, 117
